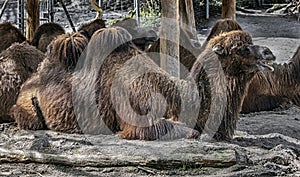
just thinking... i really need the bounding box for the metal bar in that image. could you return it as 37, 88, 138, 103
206, 0, 209, 19
98, 0, 102, 7
49, 0, 54, 22
135, 0, 140, 26
0, 0, 9, 20
58, 0, 76, 32
18, 0, 25, 35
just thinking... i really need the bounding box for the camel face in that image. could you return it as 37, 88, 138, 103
236, 45, 276, 72
213, 44, 276, 74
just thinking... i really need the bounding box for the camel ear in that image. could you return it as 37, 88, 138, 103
212, 45, 224, 55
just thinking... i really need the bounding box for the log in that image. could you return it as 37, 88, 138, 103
26, 0, 40, 41
0, 144, 236, 169
179, 0, 197, 39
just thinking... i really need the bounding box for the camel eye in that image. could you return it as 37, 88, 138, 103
263, 50, 271, 55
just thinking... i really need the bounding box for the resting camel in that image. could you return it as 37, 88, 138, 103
242, 46, 300, 113
0, 42, 45, 123
12, 27, 275, 141
10, 32, 88, 131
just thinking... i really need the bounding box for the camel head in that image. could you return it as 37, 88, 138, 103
210, 30, 275, 75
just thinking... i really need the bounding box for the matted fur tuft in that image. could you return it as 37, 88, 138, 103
208, 30, 253, 55
46, 32, 88, 71
89, 26, 133, 55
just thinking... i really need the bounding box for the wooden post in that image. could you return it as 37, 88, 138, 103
160, 0, 180, 77
26, 0, 40, 41
222, 0, 236, 20
179, 0, 197, 39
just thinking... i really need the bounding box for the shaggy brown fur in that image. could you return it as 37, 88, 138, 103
10, 33, 88, 132
11, 27, 200, 139
85, 28, 274, 140
0, 22, 26, 53
192, 30, 275, 140
31, 22, 65, 52
46, 32, 88, 71
241, 46, 300, 113
0, 42, 45, 123
90, 27, 200, 140
103, 29, 275, 140
78, 19, 106, 40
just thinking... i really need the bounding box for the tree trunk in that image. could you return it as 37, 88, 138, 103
179, 0, 197, 39
26, 0, 40, 41
222, 0, 236, 20
160, 0, 180, 77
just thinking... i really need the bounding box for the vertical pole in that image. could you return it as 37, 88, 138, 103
26, 0, 40, 41
58, 0, 76, 32
49, 0, 54, 22
18, 0, 25, 35
179, 0, 197, 39
160, 0, 180, 78
206, 0, 209, 19
221, 0, 236, 20
135, 0, 140, 26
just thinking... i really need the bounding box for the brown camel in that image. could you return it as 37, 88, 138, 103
11, 33, 88, 132
242, 46, 300, 113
